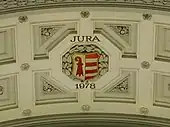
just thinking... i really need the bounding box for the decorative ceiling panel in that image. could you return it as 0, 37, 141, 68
34, 70, 78, 105
93, 69, 137, 103
93, 22, 138, 58
0, 74, 18, 111
153, 72, 170, 108
32, 22, 77, 60
0, 27, 16, 65
155, 24, 170, 62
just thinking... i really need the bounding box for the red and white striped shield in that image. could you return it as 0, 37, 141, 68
72, 52, 100, 81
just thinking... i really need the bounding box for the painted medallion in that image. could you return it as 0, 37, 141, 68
62, 44, 109, 81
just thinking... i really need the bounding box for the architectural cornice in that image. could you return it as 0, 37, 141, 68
1, 113, 170, 127
1, 0, 170, 15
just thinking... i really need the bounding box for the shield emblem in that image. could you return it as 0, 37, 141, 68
72, 52, 100, 81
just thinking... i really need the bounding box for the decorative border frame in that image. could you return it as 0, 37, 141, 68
1, 1, 170, 15
1, 113, 170, 127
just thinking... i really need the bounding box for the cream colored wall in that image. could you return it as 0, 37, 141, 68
0, 7, 170, 123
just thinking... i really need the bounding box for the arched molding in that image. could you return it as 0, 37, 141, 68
1, 1, 170, 15
1, 113, 170, 127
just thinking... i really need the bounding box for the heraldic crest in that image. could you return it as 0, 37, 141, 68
62, 44, 109, 81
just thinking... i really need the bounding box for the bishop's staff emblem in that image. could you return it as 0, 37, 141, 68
62, 44, 109, 81
72, 52, 100, 81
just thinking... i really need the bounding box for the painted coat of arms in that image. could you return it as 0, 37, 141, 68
62, 44, 109, 81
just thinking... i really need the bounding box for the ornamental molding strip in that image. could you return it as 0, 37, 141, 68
93, 69, 136, 103
93, 22, 138, 58
32, 22, 77, 60
1, 0, 170, 14
0, 74, 18, 111
1, 113, 170, 127
155, 24, 170, 62
153, 73, 170, 108
34, 70, 78, 105
0, 27, 16, 65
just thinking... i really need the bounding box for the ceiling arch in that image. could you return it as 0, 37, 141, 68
0, 4, 170, 127
1, 113, 170, 127
0, 0, 170, 15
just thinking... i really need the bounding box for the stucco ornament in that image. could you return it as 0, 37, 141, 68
141, 61, 150, 69
18, 15, 28, 23
81, 104, 90, 111
20, 63, 30, 71
80, 11, 90, 18
140, 107, 149, 115
22, 109, 32, 116
142, 13, 152, 20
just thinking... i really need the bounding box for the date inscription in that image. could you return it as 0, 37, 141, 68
75, 81, 96, 89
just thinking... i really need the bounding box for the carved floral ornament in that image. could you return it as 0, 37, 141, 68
111, 77, 128, 93
104, 75, 130, 93
22, 109, 32, 116
41, 76, 65, 94
80, 11, 90, 18
140, 107, 149, 115
42, 80, 59, 93
20, 63, 30, 71
108, 25, 129, 36
141, 61, 150, 69
18, 15, 28, 23
43, 80, 56, 93
81, 104, 90, 111
142, 13, 152, 20
40, 25, 62, 42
